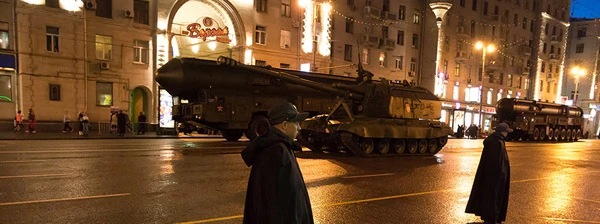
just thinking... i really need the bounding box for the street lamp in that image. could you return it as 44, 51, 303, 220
570, 66, 586, 104
474, 41, 495, 136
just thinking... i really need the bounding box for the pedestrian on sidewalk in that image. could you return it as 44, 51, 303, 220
62, 110, 73, 133
81, 112, 90, 136
241, 102, 313, 224
26, 108, 36, 134
117, 110, 127, 136
13, 110, 23, 132
465, 122, 512, 224
110, 112, 117, 134
77, 111, 84, 136
136, 111, 147, 135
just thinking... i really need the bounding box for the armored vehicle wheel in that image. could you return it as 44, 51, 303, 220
547, 128, 555, 141
418, 139, 428, 154
427, 139, 438, 154
360, 138, 375, 155
376, 139, 390, 154
438, 136, 448, 147
575, 129, 582, 141
560, 129, 567, 141
222, 130, 244, 142
298, 131, 324, 152
407, 140, 418, 154
393, 139, 406, 154
539, 128, 546, 140
246, 115, 270, 140
566, 129, 573, 141
533, 128, 540, 141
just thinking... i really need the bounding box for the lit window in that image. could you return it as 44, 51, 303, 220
46, 26, 59, 53
96, 82, 113, 106
133, 40, 149, 64
95, 35, 112, 60
280, 30, 291, 49
487, 90, 493, 105
453, 83, 459, 100
379, 52, 386, 67
413, 12, 420, 24
362, 48, 369, 64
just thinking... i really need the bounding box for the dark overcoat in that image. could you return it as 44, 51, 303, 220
465, 132, 511, 222
241, 127, 314, 224
117, 113, 127, 134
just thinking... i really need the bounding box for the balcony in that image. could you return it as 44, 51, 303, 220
362, 34, 380, 47
456, 26, 469, 38
363, 6, 381, 20
548, 54, 560, 62
381, 11, 397, 20
456, 51, 470, 62
521, 66, 530, 75
550, 35, 560, 44
380, 38, 395, 51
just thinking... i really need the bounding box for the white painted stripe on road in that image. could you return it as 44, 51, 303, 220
0, 160, 47, 163
544, 217, 600, 223
0, 173, 70, 179
0, 193, 131, 206
0, 146, 246, 154
341, 173, 395, 179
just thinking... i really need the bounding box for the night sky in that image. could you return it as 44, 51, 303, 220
571, 0, 600, 18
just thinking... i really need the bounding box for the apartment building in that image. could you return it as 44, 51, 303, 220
434, 0, 570, 134
564, 18, 600, 136
0, 0, 16, 120
6, 0, 154, 125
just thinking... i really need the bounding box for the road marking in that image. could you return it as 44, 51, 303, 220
0, 193, 131, 206
544, 217, 600, 223
341, 173, 395, 179
0, 160, 47, 163
177, 170, 600, 223
0, 173, 70, 179
178, 215, 244, 224
0, 149, 172, 154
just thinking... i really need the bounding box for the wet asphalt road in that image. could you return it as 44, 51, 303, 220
0, 138, 599, 224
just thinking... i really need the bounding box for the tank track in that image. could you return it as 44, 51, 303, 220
337, 132, 446, 157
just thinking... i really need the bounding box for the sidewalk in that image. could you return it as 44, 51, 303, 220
0, 131, 223, 140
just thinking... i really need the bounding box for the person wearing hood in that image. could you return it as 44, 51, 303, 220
465, 122, 512, 224
241, 102, 313, 224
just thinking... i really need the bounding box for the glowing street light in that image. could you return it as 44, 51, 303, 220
474, 41, 495, 136
570, 66, 586, 104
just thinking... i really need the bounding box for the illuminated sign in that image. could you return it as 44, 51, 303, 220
159, 89, 175, 128
187, 17, 230, 42
0, 95, 11, 102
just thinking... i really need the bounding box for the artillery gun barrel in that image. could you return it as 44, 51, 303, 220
217, 57, 363, 101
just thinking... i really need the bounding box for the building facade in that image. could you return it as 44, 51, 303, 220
0, 0, 17, 120
564, 18, 600, 136
4, 0, 155, 125
433, 0, 571, 134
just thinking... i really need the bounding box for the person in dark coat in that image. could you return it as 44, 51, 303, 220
116, 110, 127, 136
137, 112, 147, 135
466, 122, 512, 224
241, 102, 313, 224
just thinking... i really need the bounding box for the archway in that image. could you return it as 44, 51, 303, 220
130, 86, 151, 123
166, 0, 245, 61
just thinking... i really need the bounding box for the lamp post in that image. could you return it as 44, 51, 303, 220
429, 1, 452, 97
474, 41, 495, 136
571, 66, 586, 104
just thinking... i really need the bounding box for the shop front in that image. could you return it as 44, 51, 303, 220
441, 101, 496, 136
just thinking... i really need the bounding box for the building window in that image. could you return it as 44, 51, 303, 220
379, 52, 386, 67
483, 1, 488, 15
134, 0, 149, 25
499, 73, 504, 85
133, 40, 149, 64
539, 80, 543, 93
280, 30, 290, 49
49, 84, 60, 101
397, 30, 404, 45
46, 26, 59, 53
444, 36, 450, 51
413, 12, 420, 24
96, 0, 112, 18
516, 76, 522, 88
255, 26, 266, 45
395, 57, 403, 70
345, 18, 354, 34
280, 63, 290, 69
281, 0, 291, 17
554, 83, 557, 94
255, 60, 266, 66
486, 89, 493, 104
547, 81, 551, 93
412, 34, 419, 48
453, 84, 459, 100
460, 0, 465, 7
497, 91, 502, 102
443, 60, 448, 74
410, 58, 417, 72
0, 76, 11, 102
576, 44, 584, 53
507, 74, 512, 87
513, 14, 518, 26
95, 35, 112, 60
96, 82, 113, 106
577, 27, 587, 38
522, 18, 527, 29
543, 43, 547, 53
455, 63, 461, 77
398, 5, 406, 20
470, 20, 476, 38
362, 48, 369, 64
489, 74, 494, 84
256, 0, 267, 12
45, 0, 59, 8
524, 78, 529, 90
0, 22, 8, 49
472, 0, 477, 11
541, 62, 545, 72
344, 44, 352, 62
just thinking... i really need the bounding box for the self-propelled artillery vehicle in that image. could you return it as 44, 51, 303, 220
216, 57, 452, 157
